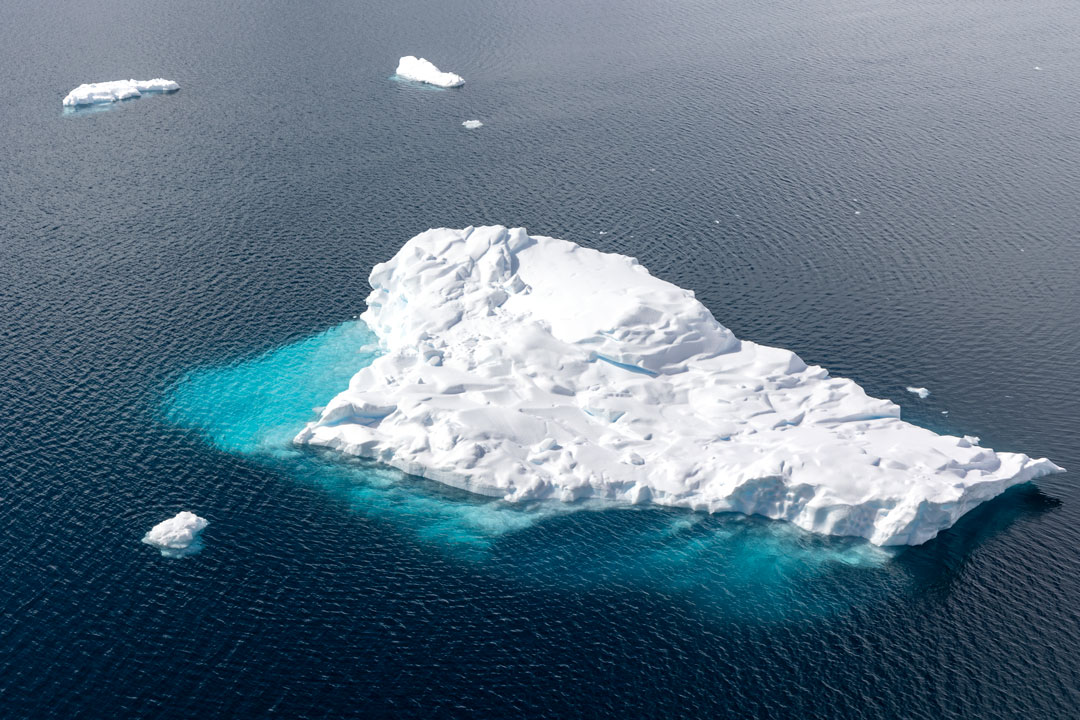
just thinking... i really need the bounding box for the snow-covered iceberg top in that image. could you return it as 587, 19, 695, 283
395, 56, 464, 88
296, 226, 1063, 546
142, 511, 208, 557
63, 78, 179, 107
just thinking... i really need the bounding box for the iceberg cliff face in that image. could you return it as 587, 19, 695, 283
63, 79, 179, 107
296, 226, 1062, 546
395, 56, 464, 88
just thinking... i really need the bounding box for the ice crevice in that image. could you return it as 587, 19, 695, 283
295, 226, 1063, 546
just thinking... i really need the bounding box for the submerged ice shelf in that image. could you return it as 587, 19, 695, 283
295, 226, 1062, 546
63, 79, 179, 107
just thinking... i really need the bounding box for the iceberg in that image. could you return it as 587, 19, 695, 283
395, 56, 464, 88
462, 120, 483, 129
295, 226, 1063, 546
62, 78, 179, 107
142, 511, 208, 557
906, 386, 930, 399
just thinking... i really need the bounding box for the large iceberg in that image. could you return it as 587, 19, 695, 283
63, 78, 179, 107
296, 226, 1062, 546
395, 56, 464, 88
142, 511, 208, 557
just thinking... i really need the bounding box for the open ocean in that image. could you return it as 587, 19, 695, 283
1, 0, 1078, 716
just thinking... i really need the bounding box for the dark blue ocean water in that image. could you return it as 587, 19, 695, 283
2, 0, 1078, 717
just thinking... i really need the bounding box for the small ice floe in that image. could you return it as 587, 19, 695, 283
63, 79, 179, 107
1034, 66, 1041, 71
906, 386, 930, 399
142, 511, 208, 558
462, 120, 483, 129
395, 56, 464, 88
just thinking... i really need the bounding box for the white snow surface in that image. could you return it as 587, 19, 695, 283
63, 78, 179, 107
295, 226, 1063, 546
142, 511, 208, 555
906, 386, 931, 399
462, 120, 483, 129
395, 56, 464, 88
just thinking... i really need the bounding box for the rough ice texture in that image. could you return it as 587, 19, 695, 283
462, 120, 483, 129
395, 56, 464, 88
142, 511, 208, 556
296, 226, 1063, 546
63, 79, 179, 107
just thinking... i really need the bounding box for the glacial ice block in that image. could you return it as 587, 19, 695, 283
142, 511, 208, 557
395, 56, 464, 88
63, 79, 179, 107
295, 226, 1063, 546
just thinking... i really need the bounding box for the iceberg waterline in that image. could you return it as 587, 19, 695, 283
63, 79, 179, 107
295, 226, 1063, 546
395, 56, 464, 88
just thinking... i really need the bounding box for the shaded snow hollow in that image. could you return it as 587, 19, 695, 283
395, 56, 464, 88
63, 79, 179, 107
296, 226, 1062, 546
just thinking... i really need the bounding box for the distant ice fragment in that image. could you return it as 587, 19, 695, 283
142, 511, 208, 557
906, 386, 930, 399
395, 56, 464, 88
295, 226, 1063, 546
63, 79, 179, 107
462, 120, 483, 129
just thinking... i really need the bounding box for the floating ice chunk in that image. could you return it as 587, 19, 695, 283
395, 56, 464, 88
63, 78, 179, 107
906, 386, 930, 399
142, 511, 208, 557
462, 120, 483, 129
296, 226, 1063, 546
964, 435, 981, 446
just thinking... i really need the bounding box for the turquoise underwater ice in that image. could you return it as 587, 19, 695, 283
164, 320, 561, 549
164, 320, 895, 615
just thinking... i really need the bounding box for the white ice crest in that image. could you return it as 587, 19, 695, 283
63, 79, 179, 107
395, 56, 464, 88
142, 511, 208, 558
295, 226, 1062, 546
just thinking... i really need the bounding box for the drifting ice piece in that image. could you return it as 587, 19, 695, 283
142, 511, 208, 557
462, 120, 483, 129
295, 226, 1062, 546
395, 56, 464, 88
906, 386, 931, 399
63, 79, 179, 107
